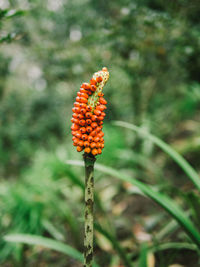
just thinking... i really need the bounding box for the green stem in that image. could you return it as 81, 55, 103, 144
83, 153, 96, 267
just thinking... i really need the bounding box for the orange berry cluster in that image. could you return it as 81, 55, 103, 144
71, 67, 109, 156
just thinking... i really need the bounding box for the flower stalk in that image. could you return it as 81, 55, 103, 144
83, 153, 96, 267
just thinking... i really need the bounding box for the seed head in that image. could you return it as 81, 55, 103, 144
71, 67, 109, 156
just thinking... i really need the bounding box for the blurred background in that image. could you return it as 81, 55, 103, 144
0, 0, 200, 266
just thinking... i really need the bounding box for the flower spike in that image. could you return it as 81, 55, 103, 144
71, 67, 109, 156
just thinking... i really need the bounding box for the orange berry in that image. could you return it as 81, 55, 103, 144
72, 107, 80, 113
91, 115, 97, 121
101, 112, 106, 117
86, 119, 92, 124
72, 136, 76, 141
79, 119, 86, 126
71, 118, 79, 124
101, 143, 104, 148
73, 138, 79, 145
85, 147, 91, 153
78, 140, 84, 146
71, 124, 79, 131
77, 114, 84, 119
73, 142, 77, 146
74, 102, 81, 107
75, 132, 82, 138
80, 88, 88, 94
79, 103, 87, 108
84, 141, 90, 147
88, 136, 93, 142
91, 122, 98, 128
96, 142, 102, 148
71, 130, 76, 136
98, 148, 102, 154
76, 96, 82, 102
85, 112, 92, 118
80, 97, 88, 103
80, 108, 86, 114
77, 146, 83, 152
86, 106, 92, 112
80, 127, 86, 134
98, 92, 104, 97
98, 132, 104, 138
86, 126, 92, 133
90, 142, 96, 148
72, 113, 79, 118
90, 78, 97, 85
77, 92, 88, 99
94, 136, 100, 142
96, 76, 103, 83
96, 127, 101, 132
90, 130, 97, 137
91, 85, 96, 92
96, 105, 106, 111
99, 121, 103, 125
81, 83, 91, 90
82, 134, 88, 140
94, 110, 101, 116
99, 97, 107, 105
92, 148, 98, 155
98, 116, 104, 121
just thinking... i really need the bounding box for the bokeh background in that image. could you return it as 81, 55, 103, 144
0, 0, 200, 266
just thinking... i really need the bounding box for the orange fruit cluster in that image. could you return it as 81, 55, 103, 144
71, 67, 109, 156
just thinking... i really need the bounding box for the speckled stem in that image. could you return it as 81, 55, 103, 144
83, 153, 96, 267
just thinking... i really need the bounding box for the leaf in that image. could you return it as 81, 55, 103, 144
139, 243, 148, 267
112, 121, 200, 191
150, 242, 198, 252
4, 234, 99, 267
66, 160, 200, 248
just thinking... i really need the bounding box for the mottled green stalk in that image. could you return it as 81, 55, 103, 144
83, 153, 96, 267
